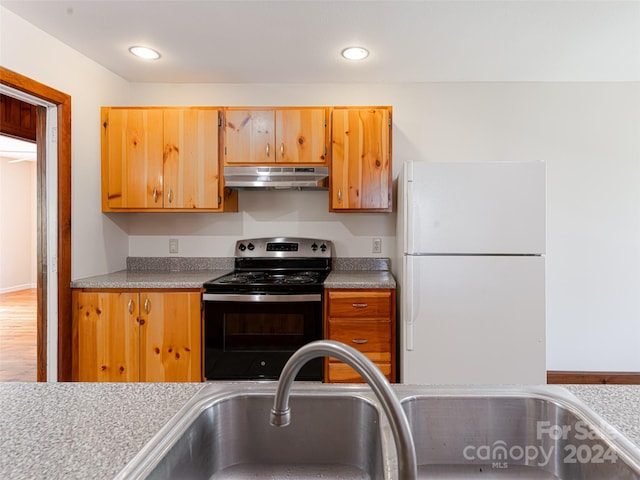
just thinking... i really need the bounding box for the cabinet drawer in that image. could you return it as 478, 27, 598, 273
328, 320, 391, 356
327, 362, 392, 383
327, 291, 392, 318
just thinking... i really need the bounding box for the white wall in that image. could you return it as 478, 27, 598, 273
127, 82, 640, 372
0, 6, 131, 280
3, 5, 639, 372
0, 157, 36, 292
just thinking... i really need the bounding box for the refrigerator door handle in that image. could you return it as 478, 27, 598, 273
404, 255, 415, 351
405, 176, 414, 255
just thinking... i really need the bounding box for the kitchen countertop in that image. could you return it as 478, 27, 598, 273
1, 383, 638, 480
70, 257, 396, 289
69, 269, 231, 289
324, 270, 396, 289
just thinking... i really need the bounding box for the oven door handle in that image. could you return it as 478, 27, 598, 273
203, 293, 321, 302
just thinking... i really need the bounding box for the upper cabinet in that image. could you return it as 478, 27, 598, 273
330, 107, 392, 212
101, 107, 237, 212
223, 108, 328, 165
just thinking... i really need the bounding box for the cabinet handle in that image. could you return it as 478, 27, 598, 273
144, 298, 150, 314
266, 143, 271, 158
280, 142, 285, 158
153, 188, 158, 203
127, 299, 134, 314
352, 303, 369, 308
337, 188, 342, 204
167, 188, 173, 204
352, 339, 368, 344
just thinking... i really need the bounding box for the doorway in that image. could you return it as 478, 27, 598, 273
0, 67, 72, 382
0, 131, 38, 381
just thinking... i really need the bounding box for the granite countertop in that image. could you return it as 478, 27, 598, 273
0, 383, 204, 480
324, 270, 397, 289
70, 257, 396, 289
69, 269, 231, 289
1, 383, 638, 480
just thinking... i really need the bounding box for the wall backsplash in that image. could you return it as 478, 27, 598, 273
125, 189, 397, 258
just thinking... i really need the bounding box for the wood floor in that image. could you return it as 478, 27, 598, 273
0, 289, 37, 382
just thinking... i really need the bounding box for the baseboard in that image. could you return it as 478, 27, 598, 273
547, 371, 640, 384
0, 283, 37, 295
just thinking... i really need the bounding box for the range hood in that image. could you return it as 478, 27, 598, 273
224, 166, 329, 190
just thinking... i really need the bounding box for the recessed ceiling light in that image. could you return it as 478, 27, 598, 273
128, 46, 161, 60
341, 46, 369, 61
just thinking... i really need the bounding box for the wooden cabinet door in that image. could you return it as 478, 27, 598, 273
275, 109, 327, 164
101, 108, 164, 209
330, 108, 392, 212
139, 292, 202, 382
163, 109, 220, 209
74, 291, 140, 382
224, 109, 274, 164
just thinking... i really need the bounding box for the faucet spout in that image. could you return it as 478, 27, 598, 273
270, 340, 417, 480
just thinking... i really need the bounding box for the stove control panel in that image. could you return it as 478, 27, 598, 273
235, 237, 333, 258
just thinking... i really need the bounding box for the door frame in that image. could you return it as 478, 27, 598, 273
0, 67, 72, 381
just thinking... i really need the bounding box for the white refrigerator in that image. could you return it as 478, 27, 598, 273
396, 161, 546, 384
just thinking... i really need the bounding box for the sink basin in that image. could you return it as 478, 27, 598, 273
400, 386, 640, 479
116, 384, 640, 480
115, 385, 385, 480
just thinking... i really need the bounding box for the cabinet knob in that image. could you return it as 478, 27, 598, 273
351, 339, 368, 344
280, 142, 285, 158
127, 299, 134, 314
167, 189, 173, 204
144, 298, 151, 314
265, 143, 271, 158
337, 188, 342, 204
153, 188, 158, 204
352, 303, 369, 308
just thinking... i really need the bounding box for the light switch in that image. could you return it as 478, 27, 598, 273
169, 238, 179, 254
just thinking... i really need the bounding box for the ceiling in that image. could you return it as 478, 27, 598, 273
2, 0, 639, 83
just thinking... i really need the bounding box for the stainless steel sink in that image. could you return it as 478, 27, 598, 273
115, 384, 385, 480
399, 386, 640, 479
116, 384, 640, 480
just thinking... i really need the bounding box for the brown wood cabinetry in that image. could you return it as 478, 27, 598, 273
101, 107, 237, 212
324, 288, 396, 383
330, 107, 392, 212
223, 108, 328, 165
0, 94, 37, 141
72, 289, 202, 382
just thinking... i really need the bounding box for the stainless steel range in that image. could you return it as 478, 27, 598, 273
203, 237, 332, 381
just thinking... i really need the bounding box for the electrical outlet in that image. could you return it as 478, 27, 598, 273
372, 237, 382, 254
169, 238, 179, 254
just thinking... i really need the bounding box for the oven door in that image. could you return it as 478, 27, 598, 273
203, 293, 324, 381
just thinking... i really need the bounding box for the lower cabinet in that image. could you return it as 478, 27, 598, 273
72, 289, 202, 382
324, 288, 396, 383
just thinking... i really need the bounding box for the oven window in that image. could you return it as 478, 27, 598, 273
204, 298, 324, 380
223, 313, 306, 351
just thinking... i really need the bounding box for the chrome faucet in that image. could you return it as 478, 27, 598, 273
270, 340, 418, 480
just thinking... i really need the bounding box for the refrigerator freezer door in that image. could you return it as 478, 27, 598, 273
400, 254, 546, 384
403, 161, 545, 255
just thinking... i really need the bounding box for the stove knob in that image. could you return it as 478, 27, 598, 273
247, 243, 255, 251
320, 243, 327, 252
238, 243, 246, 251
311, 243, 318, 251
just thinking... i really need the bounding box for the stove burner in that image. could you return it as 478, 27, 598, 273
217, 272, 268, 284
272, 273, 318, 284
216, 271, 323, 285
